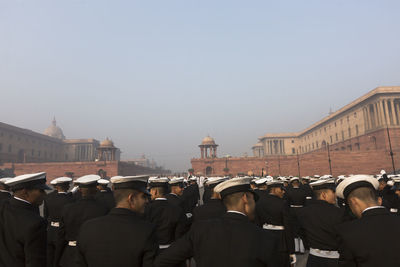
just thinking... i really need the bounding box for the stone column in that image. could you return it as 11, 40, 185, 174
363, 107, 368, 130
390, 99, 398, 125
396, 99, 400, 125
374, 102, 380, 126
200, 147, 204, 158
384, 99, 391, 126
379, 100, 386, 126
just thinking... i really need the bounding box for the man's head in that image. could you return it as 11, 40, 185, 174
168, 178, 185, 196
55, 183, 70, 193
13, 188, 46, 206
314, 188, 336, 204
150, 186, 167, 200
114, 188, 149, 213
214, 177, 258, 220
111, 175, 150, 213
347, 187, 380, 218
75, 174, 101, 198
269, 186, 285, 198
310, 179, 336, 204
222, 191, 256, 220
336, 175, 380, 218
97, 179, 110, 192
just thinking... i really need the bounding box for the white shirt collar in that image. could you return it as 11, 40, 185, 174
227, 210, 247, 217
58, 192, 68, 194
100, 190, 107, 192
155, 198, 167, 201
14, 196, 32, 205
362, 206, 385, 214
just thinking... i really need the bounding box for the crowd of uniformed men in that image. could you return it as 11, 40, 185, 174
1, 169, 400, 267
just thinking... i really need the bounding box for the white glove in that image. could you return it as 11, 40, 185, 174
290, 254, 297, 264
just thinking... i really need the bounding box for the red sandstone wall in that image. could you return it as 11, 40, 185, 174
191, 128, 400, 176
1, 161, 119, 181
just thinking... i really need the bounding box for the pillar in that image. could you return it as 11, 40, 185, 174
214, 147, 217, 157
374, 102, 380, 126
390, 99, 398, 125
396, 99, 400, 125
379, 100, 386, 126
384, 99, 391, 126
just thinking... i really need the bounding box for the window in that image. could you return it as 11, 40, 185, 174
8, 145, 12, 153
324, 127, 327, 132
347, 116, 350, 122
38, 151, 41, 157
355, 125, 359, 136
330, 136, 333, 143
354, 112, 357, 118
291, 140, 294, 143
348, 145, 352, 151
292, 148, 295, 154
17, 136, 20, 141
342, 131, 345, 141
355, 143, 360, 150
316, 141, 319, 148
65, 154, 68, 160
32, 149, 34, 156
336, 133, 338, 141
0, 132, 3, 136
0, 143, 2, 151
9, 134, 13, 139
348, 128, 351, 138
312, 143, 315, 149
334, 122, 337, 127
341, 119, 343, 124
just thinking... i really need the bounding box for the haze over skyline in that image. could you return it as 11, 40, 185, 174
1, 0, 400, 171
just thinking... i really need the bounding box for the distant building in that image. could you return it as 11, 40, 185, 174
192, 86, 400, 176
0, 118, 120, 164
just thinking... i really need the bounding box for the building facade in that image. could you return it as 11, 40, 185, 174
0, 118, 120, 164
253, 86, 400, 156
192, 86, 400, 176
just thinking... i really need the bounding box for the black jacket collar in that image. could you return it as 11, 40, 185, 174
10, 197, 39, 214
223, 211, 249, 222
362, 206, 388, 218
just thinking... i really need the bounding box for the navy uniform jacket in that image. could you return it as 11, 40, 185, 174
0, 197, 47, 267
55, 197, 109, 266
165, 193, 185, 210
255, 194, 295, 254
298, 200, 347, 251
154, 212, 279, 267
286, 187, 307, 206
192, 198, 226, 222
145, 199, 186, 245
0, 190, 11, 202
44, 191, 75, 223
76, 208, 158, 267
182, 184, 199, 214
336, 207, 400, 267
95, 190, 115, 212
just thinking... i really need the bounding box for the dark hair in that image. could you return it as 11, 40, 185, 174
222, 191, 247, 208
348, 187, 378, 204
113, 188, 140, 204
313, 188, 334, 199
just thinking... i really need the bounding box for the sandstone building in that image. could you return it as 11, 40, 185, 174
192, 86, 400, 176
0, 118, 120, 164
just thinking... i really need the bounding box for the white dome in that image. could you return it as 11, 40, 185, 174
44, 118, 65, 140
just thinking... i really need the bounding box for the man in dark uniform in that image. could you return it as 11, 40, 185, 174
298, 179, 348, 267
0, 177, 12, 202
154, 177, 279, 267
44, 177, 75, 267
145, 177, 187, 252
182, 177, 200, 217
389, 178, 400, 215
300, 176, 313, 203
253, 177, 269, 200
166, 177, 185, 210
55, 174, 108, 267
95, 178, 115, 211
336, 175, 400, 267
192, 177, 227, 222
377, 170, 398, 213
202, 178, 212, 204
286, 177, 307, 253
76, 175, 158, 267
0, 172, 50, 267
256, 180, 295, 267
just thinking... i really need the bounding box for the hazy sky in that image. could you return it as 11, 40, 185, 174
1, 0, 400, 172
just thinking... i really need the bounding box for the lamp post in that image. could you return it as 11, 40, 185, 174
386, 127, 396, 174
296, 151, 301, 178
327, 143, 332, 176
